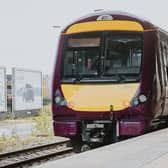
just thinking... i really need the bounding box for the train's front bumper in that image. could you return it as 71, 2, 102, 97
53, 119, 146, 137
53, 121, 77, 137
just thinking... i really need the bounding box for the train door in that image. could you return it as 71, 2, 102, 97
156, 31, 168, 117
152, 31, 168, 119
160, 40, 168, 117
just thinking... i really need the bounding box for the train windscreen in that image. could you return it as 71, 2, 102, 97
61, 33, 142, 83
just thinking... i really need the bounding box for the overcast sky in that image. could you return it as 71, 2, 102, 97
0, 0, 168, 75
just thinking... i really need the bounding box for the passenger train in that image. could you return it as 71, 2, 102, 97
52, 11, 168, 151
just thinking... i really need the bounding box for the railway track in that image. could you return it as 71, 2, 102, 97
0, 139, 73, 168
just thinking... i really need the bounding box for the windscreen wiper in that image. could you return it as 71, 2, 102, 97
73, 74, 98, 83
118, 74, 140, 83
73, 74, 85, 83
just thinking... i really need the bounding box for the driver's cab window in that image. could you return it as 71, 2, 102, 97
104, 35, 142, 75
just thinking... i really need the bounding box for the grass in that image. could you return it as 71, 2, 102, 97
0, 104, 58, 153
31, 105, 54, 137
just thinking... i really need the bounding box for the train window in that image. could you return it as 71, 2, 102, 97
63, 51, 74, 76
63, 36, 100, 78
164, 44, 168, 84
165, 46, 168, 66
160, 41, 168, 85
165, 46, 168, 78
104, 35, 142, 76
62, 33, 142, 83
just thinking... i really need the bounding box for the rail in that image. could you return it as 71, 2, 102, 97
0, 139, 73, 168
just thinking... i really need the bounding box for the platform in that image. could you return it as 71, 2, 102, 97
35, 128, 168, 168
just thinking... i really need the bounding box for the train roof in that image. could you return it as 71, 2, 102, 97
62, 11, 157, 33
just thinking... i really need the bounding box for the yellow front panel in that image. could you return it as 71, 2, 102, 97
65, 21, 144, 34
61, 83, 139, 112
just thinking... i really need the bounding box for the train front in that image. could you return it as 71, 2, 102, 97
52, 11, 155, 149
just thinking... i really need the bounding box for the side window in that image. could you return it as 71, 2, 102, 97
165, 45, 168, 85
161, 41, 168, 86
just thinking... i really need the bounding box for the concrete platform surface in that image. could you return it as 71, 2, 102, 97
35, 128, 168, 168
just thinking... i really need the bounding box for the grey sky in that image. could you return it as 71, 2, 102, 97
0, 0, 167, 75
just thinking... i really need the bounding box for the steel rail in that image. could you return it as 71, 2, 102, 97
0, 139, 73, 168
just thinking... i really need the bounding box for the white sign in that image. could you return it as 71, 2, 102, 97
0, 68, 7, 112
13, 68, 42, 111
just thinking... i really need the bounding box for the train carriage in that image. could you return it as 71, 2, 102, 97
52, 11, 168, 151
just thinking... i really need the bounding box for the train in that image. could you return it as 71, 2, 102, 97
52, 11, 168, 152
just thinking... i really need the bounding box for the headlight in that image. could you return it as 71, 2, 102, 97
55, 96, 61, 104
54, 89, 67, 106
131, 94, 147, 107
138, 94, 147, 103
60, 100, 67, 106
133, 98, 139, 106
